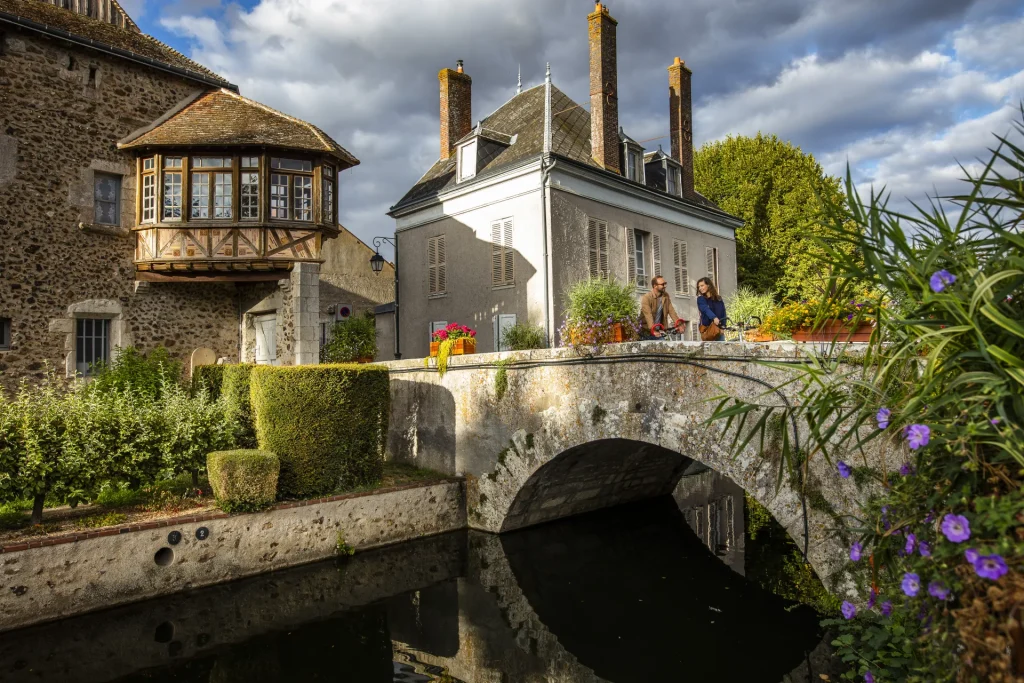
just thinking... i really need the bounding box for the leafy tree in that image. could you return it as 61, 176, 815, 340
694, 133, 852, 301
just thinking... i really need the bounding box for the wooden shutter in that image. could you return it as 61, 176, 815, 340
429, 235, 446, 295
705, 246, 716, 281
588, 217, 609, 279
674, 240, 689, 295
491, 220, 503, 286
652, 234, 662, 279
626, 227, 637, 286
503, 217, 513, 284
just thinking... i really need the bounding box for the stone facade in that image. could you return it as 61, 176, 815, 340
0, 8, 394, 387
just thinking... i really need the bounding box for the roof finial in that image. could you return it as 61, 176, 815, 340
543, 62, 552, 155
517, 64, 522, 95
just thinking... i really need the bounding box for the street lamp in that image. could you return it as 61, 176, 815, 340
369, 236, 400, 359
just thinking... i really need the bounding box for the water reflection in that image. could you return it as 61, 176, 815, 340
0, 476, 835, 683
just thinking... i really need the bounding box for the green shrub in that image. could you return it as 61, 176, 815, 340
88, 346, 181, 400
322, 311, 377, 363
500, 323, 546, 351
726, 287, 777, 328
161, 381, 232, 487
207, 449, 280, 513
77, 385, 166, 491
564, 278, 638, 324
222, 364, 256, 448
192, 364, 226, 399
250, 364, 389, 498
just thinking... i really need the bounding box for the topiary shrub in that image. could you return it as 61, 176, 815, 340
222, 364, 256, 448
207, 449, 280, 513
191, 364, 226, 400
250, 364, 389, 498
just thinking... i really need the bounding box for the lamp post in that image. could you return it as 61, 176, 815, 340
370, 236, 400, 359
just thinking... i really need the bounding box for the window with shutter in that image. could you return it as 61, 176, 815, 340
428, 235, 447, 296
652, 234, 662, 279
673, 240, 689, 295
587, 217, 609, 280
491, 218, 514, 286
626, 227, 637, 286
705, 246, 717, 283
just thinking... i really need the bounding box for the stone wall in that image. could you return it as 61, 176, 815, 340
0, 28, 241, 388
0, 479, 465, 631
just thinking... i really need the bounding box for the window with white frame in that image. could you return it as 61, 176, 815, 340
93, 173, 121, 225
240, 156, 259, 220
667, 165, 682, 197
270, 158, 313, 221
162, 157, 183, 220
587, 217, 609, 280
141, 157, 156, 223
322, 165, 335, 224
75, 318, 110, 375
457, 140, 477, 182
491, 217, 514, 286
627, 149, 643, 182
428, 235, 447, 296
191, 157, 233, 219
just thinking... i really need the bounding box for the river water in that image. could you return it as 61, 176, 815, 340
0, 471, 836, 683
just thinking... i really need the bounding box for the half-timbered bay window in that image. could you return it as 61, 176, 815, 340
241, 156, 259, 220
270, 158, 313, 222
162, 157, 183, 220
141, 157, 156, 223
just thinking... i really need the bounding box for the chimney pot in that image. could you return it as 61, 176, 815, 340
588, 2, 620, 173
439, 62, 472, 160
456, 59, 464, 73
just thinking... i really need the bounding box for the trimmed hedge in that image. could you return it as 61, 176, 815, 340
222, 364, 256, 448
207, 449, 279, 513
191, 364, 226, 399
250, 364, 389, 498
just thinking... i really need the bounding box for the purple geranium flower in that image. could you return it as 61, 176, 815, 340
850, 542, 863, 562
991, 417, 1001, 426
928, 581, 950, 600
974, 554, 1008, 581
965, 548, 980, 563
929, 269, 957, 293
867, 587, 877, 608
905, 533, 917, 555
905, 424, 931, 449
841, 600, 857, 620
902, 572, 921, 597
865, 672, 875, 683
941, 514, 971, 543
919, 541, 931, 557
899, 462, 915, 476
838, 461, 852, 478
881, 600, 893, 616
876, 407, 891, 429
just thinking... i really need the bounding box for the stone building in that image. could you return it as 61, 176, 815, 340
0, 0, 393, 390
388, 2, 742, 358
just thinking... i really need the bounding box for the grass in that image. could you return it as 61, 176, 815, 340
75, 511, 128, 528
323, 462, 451, 498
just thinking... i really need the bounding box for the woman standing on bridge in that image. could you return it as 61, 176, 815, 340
696, 277, 727, 341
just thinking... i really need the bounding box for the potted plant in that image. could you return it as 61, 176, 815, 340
727, 287, 778, 341
559, 279, 641, 350
761, 292, 881, 342
321, 311, 377, 363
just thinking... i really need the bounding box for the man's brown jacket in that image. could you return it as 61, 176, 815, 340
640, 290, 680, 333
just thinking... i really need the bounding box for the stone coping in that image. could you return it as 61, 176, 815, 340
0, 476, 463, 555
383, 339, 869, 371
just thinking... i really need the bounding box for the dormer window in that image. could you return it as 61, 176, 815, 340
667, 164, 682, 197
457, 139, 478, 182
621, 134, 646, 184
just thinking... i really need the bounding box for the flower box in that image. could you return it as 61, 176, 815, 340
609, 322, 624, 343
744, 330, 776, 342
792, 321, 874, 343
430, 338, 476, 357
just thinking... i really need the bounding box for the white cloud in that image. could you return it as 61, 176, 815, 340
953, 16, 1024, 71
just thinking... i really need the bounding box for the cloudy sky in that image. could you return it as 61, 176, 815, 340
121, 0, 1024, 255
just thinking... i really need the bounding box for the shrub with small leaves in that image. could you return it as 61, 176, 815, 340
207, 449, 280, 513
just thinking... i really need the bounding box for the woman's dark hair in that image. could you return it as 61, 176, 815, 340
697, 277, 722, 301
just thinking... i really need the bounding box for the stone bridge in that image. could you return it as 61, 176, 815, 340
385, 341, 883, 590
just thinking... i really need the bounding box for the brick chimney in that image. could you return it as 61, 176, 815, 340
588, 3, 620, 174
439, 60, 472, 160
668, 56, 694, 196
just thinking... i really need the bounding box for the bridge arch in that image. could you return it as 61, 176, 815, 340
387, 343, 873, 592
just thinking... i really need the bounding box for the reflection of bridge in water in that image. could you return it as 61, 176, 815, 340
0, 467, 835, 683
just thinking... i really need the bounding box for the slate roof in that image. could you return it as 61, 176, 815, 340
118, 89, 360, 168
392, 83, 723, 215
0, 0, 229, 85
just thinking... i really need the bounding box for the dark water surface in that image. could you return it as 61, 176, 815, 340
0, 477, 834, 683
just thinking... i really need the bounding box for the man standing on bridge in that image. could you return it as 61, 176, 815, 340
641, 276, 682, 339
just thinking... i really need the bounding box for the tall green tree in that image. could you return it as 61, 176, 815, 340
694, 133, 849, 301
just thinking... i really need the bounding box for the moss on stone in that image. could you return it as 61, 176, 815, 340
591, 404, 607, 424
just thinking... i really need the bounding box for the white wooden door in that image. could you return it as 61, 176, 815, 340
254, 314, 277, 365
